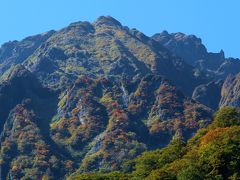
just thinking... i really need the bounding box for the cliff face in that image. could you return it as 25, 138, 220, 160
220, 73, 240, 107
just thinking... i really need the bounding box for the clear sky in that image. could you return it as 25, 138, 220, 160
0, 0, 239, 58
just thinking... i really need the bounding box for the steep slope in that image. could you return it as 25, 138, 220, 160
0, 65, 55, 133
22, 16, 206, 95
50, 74, 212, 172
0, 31, 55, 75
0, 65, 74, 179
0, 105, 72, 179
4, 69, 206, 177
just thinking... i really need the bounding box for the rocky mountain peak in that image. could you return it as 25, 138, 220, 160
94, 15, 122, 28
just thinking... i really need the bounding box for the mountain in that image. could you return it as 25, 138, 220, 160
152, 31, 240, 80
0, 16, 239, 179
20, 16, 207, 95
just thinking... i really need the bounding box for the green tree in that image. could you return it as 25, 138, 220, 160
177, 164, 203, 180
211, 107, 240, 128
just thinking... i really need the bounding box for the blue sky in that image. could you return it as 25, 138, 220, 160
0, 0, 239, 58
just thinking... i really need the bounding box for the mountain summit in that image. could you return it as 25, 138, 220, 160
94, 16, 123, 27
